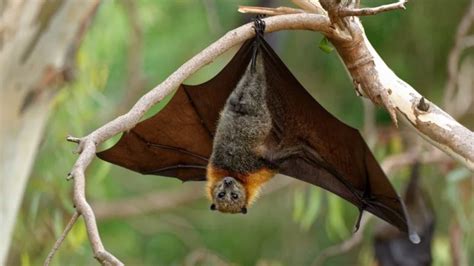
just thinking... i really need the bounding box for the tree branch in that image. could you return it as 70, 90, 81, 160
338, 0, 408, 17
238, 6, 304, 16
381, 148, 449, 174
44, 211, 80, 266
330, 22, 474, 170
312, 214, 371, 266
62, 2, 474, 264
292, 0, 327, 14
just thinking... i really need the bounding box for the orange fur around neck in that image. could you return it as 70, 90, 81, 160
206, 164, 275, 205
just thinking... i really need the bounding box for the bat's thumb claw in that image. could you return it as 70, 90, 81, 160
353, 208, 364, 233
353, 226, 360, 234
409, 232, 420, 244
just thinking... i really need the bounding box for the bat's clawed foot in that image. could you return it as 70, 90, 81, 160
252, 15, 266, 37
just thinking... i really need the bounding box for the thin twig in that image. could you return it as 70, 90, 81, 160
70, 139, 124, 265
312, 214, 372, 266
381, 149, 448, 174
44, 211, 80, 266
66, 136, 81, 144
292, 0, 326, 14
444, 0, 474, 117
238, 6, 304, 16
338, 0, 408, 17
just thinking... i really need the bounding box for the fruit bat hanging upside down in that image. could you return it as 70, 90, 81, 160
97, 18, 419, 243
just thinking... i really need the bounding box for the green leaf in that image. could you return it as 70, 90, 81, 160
319, 37, 334, 54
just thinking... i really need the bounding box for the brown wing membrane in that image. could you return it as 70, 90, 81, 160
259, 40, 416, 238
97, 40, 255, 181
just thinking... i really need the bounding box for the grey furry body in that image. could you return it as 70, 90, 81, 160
210, 57, 272, 173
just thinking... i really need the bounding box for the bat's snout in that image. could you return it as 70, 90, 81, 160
223, 176, 235, 186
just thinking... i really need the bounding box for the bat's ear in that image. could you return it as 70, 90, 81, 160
210, 204, 217, 211
241, 207, 247, 214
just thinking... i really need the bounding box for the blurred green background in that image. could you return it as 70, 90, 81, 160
8, 0, 473, 265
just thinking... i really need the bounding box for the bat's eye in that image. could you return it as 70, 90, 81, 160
231, 193, 239, 199
218, 192, 226, 199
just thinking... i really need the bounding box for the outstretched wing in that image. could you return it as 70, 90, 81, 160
97, 40, 255, 181
259, 39, 416, 238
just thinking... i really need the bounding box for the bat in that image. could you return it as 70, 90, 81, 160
374, 163, 434, 265
97, 18, 418, 242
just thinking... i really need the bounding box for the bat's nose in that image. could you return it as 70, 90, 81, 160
223, 176, 234, 186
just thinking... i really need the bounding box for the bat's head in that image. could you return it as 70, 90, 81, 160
209, 176, 247, 214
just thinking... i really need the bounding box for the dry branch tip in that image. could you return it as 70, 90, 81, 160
338, 0, 409, 18
66, 135, 81, 143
